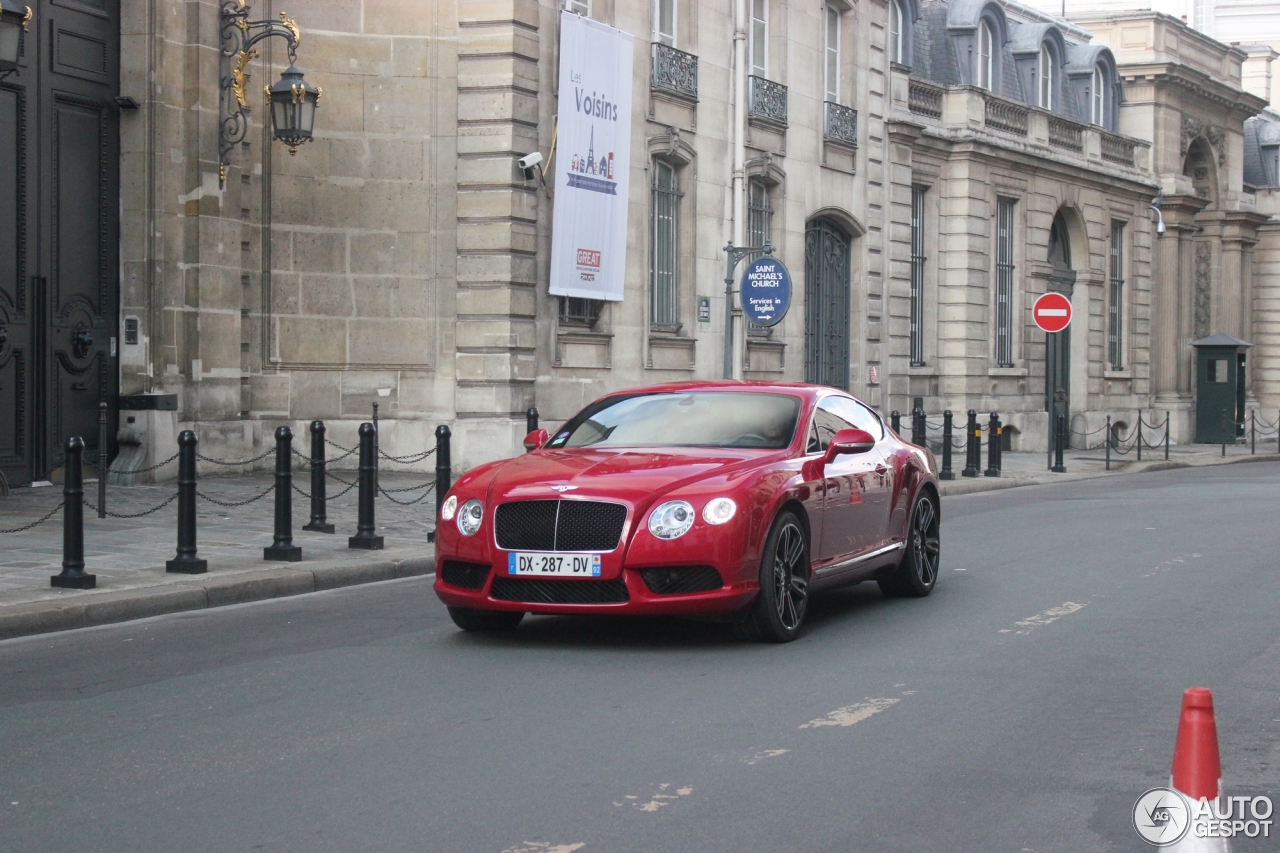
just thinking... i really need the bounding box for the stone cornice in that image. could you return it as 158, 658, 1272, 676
1117, 63, 1268, 121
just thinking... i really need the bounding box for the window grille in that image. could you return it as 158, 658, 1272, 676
910, 186, 926, 367
650, 161, 683, 330
995, 198, 1015, 367
559, 297, 601, 327
1109, 221, 1125, 370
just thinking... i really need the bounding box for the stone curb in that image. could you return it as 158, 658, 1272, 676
938, 451, 1280, 498
0, 554, 436, 642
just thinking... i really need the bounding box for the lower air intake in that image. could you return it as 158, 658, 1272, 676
640, 566, 724, 594
490, 576, 629, 604
440, 560, 490, 590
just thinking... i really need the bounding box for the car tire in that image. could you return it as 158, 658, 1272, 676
447, 606, 525, 633
736, 510, 810, 643
878, 490, 940, 598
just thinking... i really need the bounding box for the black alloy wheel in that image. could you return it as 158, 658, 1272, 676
879, 491, 940, 598
737, 510, 810, 643
447, 607, 525, 633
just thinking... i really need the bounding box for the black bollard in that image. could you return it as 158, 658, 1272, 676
1137, 415, 1143, 462
962, 409, 979, 478
302, 420, 334, 533
1105, 415, 1111, 471
526, 407, 539, 436
1251, 410, 1255, 455
349, 423, 384, 550
1052, 414, 1067, 473
890, 410, 901, 436
264, 426, 302, 562
1165, 411, 1171, 460
51, 436, 96, 589
435, 424, 452, 518
97, 402, 107, 519
984, 412, 1000, 477
372, 401, 379, 496
166, 430, 207, 573
940, 410, 955, 480
911, 407, 925, 448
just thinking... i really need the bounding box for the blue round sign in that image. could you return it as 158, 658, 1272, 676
740, 256, 792, 327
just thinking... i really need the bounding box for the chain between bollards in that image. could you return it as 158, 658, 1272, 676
940, 410, 955, 480
349, 422, 384, 550
166, 430, 207, 574
264, 426, 302, 562
302, 420, 335, 533
51, 436, 95, 589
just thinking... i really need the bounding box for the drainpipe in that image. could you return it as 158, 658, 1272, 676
731, 0, 747, 380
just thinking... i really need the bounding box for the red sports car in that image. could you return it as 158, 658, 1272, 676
433, 381, 940, 642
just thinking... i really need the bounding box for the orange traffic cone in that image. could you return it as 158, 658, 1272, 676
1168, 688, 1230, 852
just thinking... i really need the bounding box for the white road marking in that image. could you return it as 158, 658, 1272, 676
742, 749, 789, 765
502, 843, 586, 853
1140, 552, 1200, 578
1000, 601, 1087, 635
800, 696, 900, 729
613, 783, 693, 812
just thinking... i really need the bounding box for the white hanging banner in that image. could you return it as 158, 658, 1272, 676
549, 11, 634, 302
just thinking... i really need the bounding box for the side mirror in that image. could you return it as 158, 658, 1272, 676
824, 428, 876, 463
523, 428, 549, 452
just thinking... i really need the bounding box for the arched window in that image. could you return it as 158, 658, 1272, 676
1091, 64, 1105, 125
1038, 44, 1054, 109
978, 20, 994, 91
890, 0, 904, 64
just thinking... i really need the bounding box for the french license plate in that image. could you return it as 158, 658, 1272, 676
507, 552, 602, 577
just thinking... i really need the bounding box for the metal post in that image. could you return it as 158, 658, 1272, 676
302, 420, 334, 533
264, 426, 302, 561
435, 424, 452, 518
1250, 410, 1255, 455
1165, 411, 1170, 461
349, 422, 384, 550
1221, 409, 1227, 458
97, 402, 107, 519
526, 407, 539, 436
1052, 414, 1067, 473
962, 409, 979, 478
371, 401, 379, 495
1105, 415, 1111, 471
984, 412, 1000, 477
723, 245, 735, 379
940, 410, 955, 480
911, 407, 925, 448
891, 410, 901, 436
166, 430, 207, 574
51, 436, 95, 589
1137, 415, 1143, 462
993, 414, 1003, 473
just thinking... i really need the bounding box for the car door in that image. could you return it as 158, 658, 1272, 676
814, 396, 892, 561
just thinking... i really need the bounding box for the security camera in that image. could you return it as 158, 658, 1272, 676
518, 151, 543, 179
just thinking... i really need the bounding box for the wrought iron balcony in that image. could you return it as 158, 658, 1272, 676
650, 42, 697, 101
823, 101, 858, 147
748, 75, 787, 126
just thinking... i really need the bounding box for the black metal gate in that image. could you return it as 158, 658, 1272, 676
804, 218, 851, 390
0, 0, 119, 487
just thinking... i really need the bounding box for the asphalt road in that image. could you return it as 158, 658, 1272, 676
2, 463, 1278, 853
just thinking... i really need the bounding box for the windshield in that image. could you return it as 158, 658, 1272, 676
545, 391, 802, 450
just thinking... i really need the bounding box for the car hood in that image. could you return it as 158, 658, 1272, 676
485, 447, 785, 504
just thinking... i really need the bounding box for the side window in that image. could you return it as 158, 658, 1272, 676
824, 396, 884, 439
809, 399, 855, 453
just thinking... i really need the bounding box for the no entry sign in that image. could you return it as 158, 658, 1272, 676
1032, 292, 1072, 333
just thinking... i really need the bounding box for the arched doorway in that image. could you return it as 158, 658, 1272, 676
1046, 212, 1076, 448
804, 218, 852, 389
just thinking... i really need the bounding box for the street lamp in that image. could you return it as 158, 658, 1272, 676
218, 0, 320, 186
0, 0, 31, 80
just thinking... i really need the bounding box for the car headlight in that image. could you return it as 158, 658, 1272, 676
648, 500, 695, 540
456, 498, 483, 537
702, 497, 737, 526
440, 495, 458, 521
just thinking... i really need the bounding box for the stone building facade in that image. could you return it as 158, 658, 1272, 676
4, 0, 1275, 487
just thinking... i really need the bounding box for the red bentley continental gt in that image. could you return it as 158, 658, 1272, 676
433, 382, 941, 642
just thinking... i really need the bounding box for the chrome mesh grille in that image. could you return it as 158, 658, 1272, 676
494, 500, 627, 552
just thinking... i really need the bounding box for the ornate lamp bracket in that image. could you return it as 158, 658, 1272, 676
218, 0, 302, 187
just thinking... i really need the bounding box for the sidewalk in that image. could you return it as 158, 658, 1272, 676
0, 469, 438, 640
2, 442, 1277, 641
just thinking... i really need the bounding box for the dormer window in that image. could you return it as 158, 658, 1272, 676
978, 20, 994, 90
1038, 44, 1053, 109
1091, 64, 1105, 124
890, 0, 905, 64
